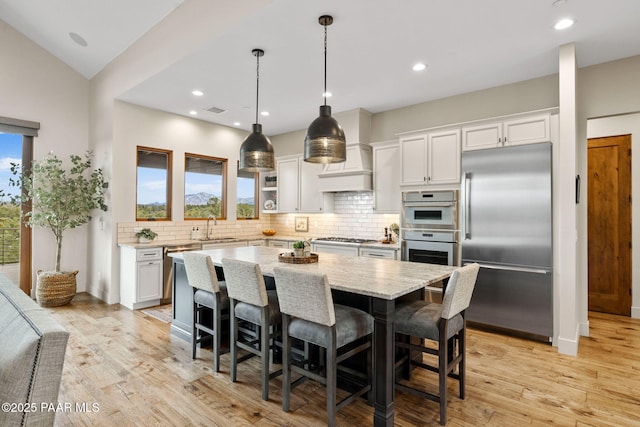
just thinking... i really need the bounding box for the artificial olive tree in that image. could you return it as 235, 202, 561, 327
11, 151, 107, 272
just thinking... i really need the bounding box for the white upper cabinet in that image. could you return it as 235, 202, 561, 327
277, 155, 333, 213
462, 113, 550, 151
277, 157, 300, 213
428, 129, 461, 185
400, 134, 427, 185
461, 122, 502, 151
503, 114, 551, 146
400, 128, 460, 186
299, 158, 325, 212
371, 141, 401, 213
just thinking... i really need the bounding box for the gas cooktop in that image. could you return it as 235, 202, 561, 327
314, 237, 377, 244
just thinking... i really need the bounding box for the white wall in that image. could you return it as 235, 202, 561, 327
113, 100, 249, 224
0, 20, 91, 292
576, 55, 640, 333
101, 102, 249, 303
88, 0, 270, 303
587, 113, 640, 317
370, 74, 559, 142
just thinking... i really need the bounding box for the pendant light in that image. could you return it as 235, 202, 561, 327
239, 48, 275, 172
303, 15, 346, 164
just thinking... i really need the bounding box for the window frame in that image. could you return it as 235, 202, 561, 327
183, 152, 228, 221
236, 161, 259, 220
136, 146, 173, 221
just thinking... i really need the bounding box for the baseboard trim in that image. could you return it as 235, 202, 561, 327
578, 320, 590, 337
632, 306, 640, 319
557, 324, 579, 356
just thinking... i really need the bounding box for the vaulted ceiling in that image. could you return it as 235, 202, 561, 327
2, 0, 640, 135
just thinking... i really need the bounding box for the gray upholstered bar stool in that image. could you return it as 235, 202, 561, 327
273, 267, 373, 427
183, 252, 229, 372
221, 258, 282, 401
393, 262, 480, 425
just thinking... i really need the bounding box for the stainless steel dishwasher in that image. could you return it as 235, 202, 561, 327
162, 243, 202, 304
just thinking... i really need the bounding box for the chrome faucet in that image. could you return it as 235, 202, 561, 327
206, 215, 217, 239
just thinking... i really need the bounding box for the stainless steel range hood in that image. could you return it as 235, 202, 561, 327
318, 108, 373, 192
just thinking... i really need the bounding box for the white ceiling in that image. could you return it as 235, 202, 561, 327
2, 0, 640, 136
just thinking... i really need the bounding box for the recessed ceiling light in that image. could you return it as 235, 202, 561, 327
233, 122, 241, 126
69, 32, 87, 47
192, 90, 204, 96
554, 18, 574, 30
323, 91, 333, 98
261, 111, 270, 116
413, 63, 427, 71
189, 110, 198, 115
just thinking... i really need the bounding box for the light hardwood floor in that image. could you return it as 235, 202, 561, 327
45, 293, 640, 426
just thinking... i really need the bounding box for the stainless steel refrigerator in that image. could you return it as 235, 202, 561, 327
461, 142, 552, 339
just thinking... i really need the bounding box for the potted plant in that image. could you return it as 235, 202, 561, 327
389, 223, 400, 241
293, 240, 306, 257
7, 151, 107, 306
136, 228, 157, 243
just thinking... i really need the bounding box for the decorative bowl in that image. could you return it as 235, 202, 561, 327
262, 229, 277, 236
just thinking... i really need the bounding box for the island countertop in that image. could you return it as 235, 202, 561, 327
170, 245, 453, 300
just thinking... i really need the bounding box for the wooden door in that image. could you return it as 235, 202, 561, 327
587, 135, 632, 315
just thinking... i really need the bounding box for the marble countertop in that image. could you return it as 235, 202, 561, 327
119, 235, 400, 251
171, 246, 453, 300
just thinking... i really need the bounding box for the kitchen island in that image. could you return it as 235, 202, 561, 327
170, 246, 455, 427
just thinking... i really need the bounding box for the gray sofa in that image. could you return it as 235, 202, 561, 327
0, 275, 69, 427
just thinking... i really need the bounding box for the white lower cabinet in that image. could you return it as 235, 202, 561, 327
247, 239, 266, 247
268, 239, 292, 249
359, 247, 398, 260
120, 246, 163, 310
312, 243, 359, 257
137, 260, 163, 302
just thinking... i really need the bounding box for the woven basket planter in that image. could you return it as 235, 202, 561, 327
36, 270, 78, 307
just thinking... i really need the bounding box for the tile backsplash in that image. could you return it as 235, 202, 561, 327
269, 192, 399, 240
117, 192, 400, 244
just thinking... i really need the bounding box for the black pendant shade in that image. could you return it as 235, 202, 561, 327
304, 105, 346, 163
239, 123, 274, 172
304, 15, 346, 164
239, 48, 275, 172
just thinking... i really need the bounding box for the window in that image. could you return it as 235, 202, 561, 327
136, 147, 172, 221
237, 165, 258, 220
184, 153, 227, 220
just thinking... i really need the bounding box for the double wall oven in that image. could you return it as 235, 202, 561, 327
401, 190, 459, 266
